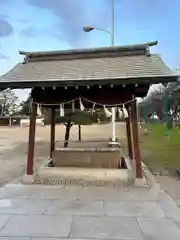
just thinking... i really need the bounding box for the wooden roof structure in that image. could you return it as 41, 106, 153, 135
9, 40, 176, 180
0, 41, 178, 89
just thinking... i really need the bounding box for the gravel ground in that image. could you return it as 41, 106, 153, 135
0, 123, 126, 186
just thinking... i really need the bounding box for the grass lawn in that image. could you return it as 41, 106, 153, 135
140, 123, 180, 175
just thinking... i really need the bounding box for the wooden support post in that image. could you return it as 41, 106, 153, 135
26, 103, 37, 175
50, 108, 55, 158
111, 107, 116, 142
125, 106, 133, 159
78, 124, 81, 141
130, 99, 142, 178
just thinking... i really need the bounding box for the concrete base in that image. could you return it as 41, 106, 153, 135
123, 157, 133, 170
141, 162, 160, 190
108, 142, 120, 147
52, 148, 122, 169
21, 174, 35, 184
134, 177, 148, 188
36, 167, 134, 188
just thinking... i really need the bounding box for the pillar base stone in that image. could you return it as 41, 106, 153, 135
22, 174, 35, 184
134, 177, 148, 188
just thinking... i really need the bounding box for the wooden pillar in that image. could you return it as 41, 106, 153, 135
125, 106, 133, 159
78, 124, 81, 141
26, 103, 37, 175
50, 107, 55, 158
130, 99, 142, 178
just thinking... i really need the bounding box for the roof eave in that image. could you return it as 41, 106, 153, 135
0, 74, 178, 90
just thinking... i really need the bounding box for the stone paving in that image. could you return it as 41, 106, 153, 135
0, 184, 179, 239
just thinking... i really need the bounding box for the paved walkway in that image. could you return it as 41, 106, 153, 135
0, 184, 180, 239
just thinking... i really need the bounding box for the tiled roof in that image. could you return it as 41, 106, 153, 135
0, 41, 178, 88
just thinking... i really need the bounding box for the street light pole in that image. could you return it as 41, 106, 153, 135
85, 0, 114, 46
111, 0, 115, 46
83, 0, 117, 144
110, 0, 116, 144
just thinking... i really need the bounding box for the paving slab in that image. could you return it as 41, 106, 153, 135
0, 238, 30, 240
0, 186, 33, 199
0, 238, 69, 240
138, 217, 180, 240
70, 216, 144, 240
29, 185, 78, 200
78, 186, 165, 201
104, 201, 165, 218
0, 215, 11, 230
158, 194, 180, 224
31, 239, 69, 240
0, 238, 71, 240
116, 188, 167, 201
0, 184, 179, 239
0, 215, 73, 238
78, 186, 122, 200
45, 200, 103, 216
0, 199, 50, 215
31, 239, 68, 240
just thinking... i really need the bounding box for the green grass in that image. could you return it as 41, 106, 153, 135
140, 123, 180, 175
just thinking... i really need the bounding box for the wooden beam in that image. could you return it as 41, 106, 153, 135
130, 99, 142, 178
26, 103, 37, 175
50, 108, 55, 158
125, 106, 133, 159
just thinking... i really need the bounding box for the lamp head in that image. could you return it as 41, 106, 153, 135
83, 25, 95, 32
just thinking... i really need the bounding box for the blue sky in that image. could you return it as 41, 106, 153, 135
0, 0, 180, 101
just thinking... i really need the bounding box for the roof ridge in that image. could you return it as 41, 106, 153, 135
19, 41, 158, 57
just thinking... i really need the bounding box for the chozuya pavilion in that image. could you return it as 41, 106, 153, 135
0, 40, 178, 185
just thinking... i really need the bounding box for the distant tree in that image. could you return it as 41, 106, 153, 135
138, 80, 180, 124
138, 85, 167, 121
18, 95, 31, 116
0, 89, 19, 116
57, 110, 93, 147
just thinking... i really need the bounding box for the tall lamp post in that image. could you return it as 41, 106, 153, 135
83, 0, 117, 144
